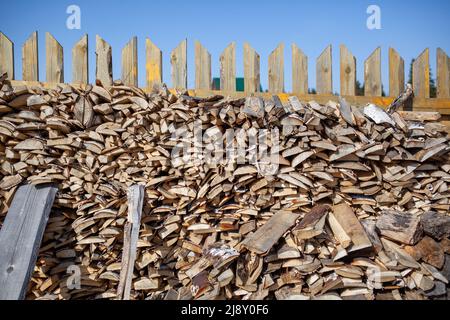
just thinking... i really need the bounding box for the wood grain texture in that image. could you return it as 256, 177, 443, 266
45, 32, 64, 83
413, 48, 430, 98
95, 35, 113, 86
22, 31, 38, 81
0, 184, 57, 300
195, 41, 211, 90
117, 185, 145, 300
364, 47, 382, 96
340, 45, 356, 96
170, 39, 187, 90
292, 43, 308, 94
389, 48, 405, 97
0, 32, 14, 79
121, 37, 138, 87
72, 34, 88, 84
220, 42, 236, 91
243, 42, 260, 93
317, 45, 332, 94
437, 48, 449, 98
268, 43, 284, 93
145, 38, 162, 89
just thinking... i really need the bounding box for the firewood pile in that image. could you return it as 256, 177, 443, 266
0, 72, 449, 300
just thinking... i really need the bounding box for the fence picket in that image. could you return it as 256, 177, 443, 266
268, 43, 284, 93
413, 48, 430, 98
243, 43, 260, 93
364, 47, 381, 97
389, 48, 404, 97
22, 31, 38, 81
220, 42, 236, 91
146, 38, 162, 89
46, 32, 64, 83
95, 35, 113, 86
292, 43, 308, 94
0, 32, 14, 80
437, 48, 449, 98
195, 41, 211, 90
317, 45, 332, 94
122, 37, 138, 86
72, 34, 88, 84
340, 45, 356, 96
171, 39, 187, 90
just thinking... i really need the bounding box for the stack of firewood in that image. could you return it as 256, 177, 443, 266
0, 73, 449, 300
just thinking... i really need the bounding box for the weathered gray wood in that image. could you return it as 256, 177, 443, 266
316, 45, 332, 94
22, 31, 38, 81
376, 210, 423, 245
0, 32, 14, 79
340, 45, 356, 96
195, 41, 211, 90
292, 43, 308, 94
437, 48, 449, 98
72, 34, 88, 84
170, 39, 187, 90
243, 42, 260, 93
364, 47, 382, 96
220, 42, 236, 91
146, 38, 163, 89
268, 43, 284, 93
412, 48, 430, 98
117, 185, 145, 300
389, 48, 404, 97
45, 32, 64, 83
95, 35, 113, 86
122, 37, 138, 87
0, 184, 57, 300
421, 211, 450, 240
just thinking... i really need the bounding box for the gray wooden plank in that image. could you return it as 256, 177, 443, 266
0, 32, 14, 79
22, 31, 38, 81
170, 39, 187, 90
292, 43, 308, 94
243, 42, 260, 93
364, 47, 382, 97
316, 45, 332, 94
117, 184, 145, 300
0, 184, 57, 300
220, 42, 236, 91
72, 34, 88, 85
95, 35, 113, 86
412, 48, 430, 98
340, 44, 356, 96
46, 32, 64, 83
268, 43, 284, 93
121, 37, 138, 87
389, 47, 405, 97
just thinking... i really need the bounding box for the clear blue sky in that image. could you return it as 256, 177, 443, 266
1, 0, 449, 93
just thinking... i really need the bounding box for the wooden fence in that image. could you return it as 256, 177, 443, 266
0, 31, 449, 117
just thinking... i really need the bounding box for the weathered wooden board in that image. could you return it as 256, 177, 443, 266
22, 31, 38, 81
72, 34, 88, 84
365, 47, 382, 96
220, 42, 236, 91
0, 32, 14, 79
171, 39, 187, 90
413, 48, 430, 98
117, 185, 145, 300
0, 184, 57, 300
292, 43, 308, 94
376, 211, 423, 245
95, 35, 113, 86
317, 45, 332, 94
46, 32, 64, 83
268, 43, 284, 93
195, 41, 211, 90
389, 48, 405, 97
122, 37, 138, 87
340, 45, 356, 96
437, 48, 449, 98
145, 38, 163, 89
243, 42, 260, 93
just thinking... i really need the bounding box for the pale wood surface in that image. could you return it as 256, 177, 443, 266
0, 32, 14, 79
437, 48, 449, 98
195, 41, 211, 90
95, 35, 113, 86
364, 47, 382, 97
46, 32, 64, 83
170, 39, 187, 90
317, 45, 332, 94
22, 31, 38, 81
389, 48, 405, 97
0, 184, 57, 300
268, 43, 284, 93
121, 37, 138, 87
243, 42, 260, 93
72, 34, 88, 84
220, 42, 236, 91
340, 45, 356, 96
413, 48, 430, 98
145, 38, 162, 89
292, 43, 308, 94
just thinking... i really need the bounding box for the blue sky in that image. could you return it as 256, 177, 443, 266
1, 0, 449, 93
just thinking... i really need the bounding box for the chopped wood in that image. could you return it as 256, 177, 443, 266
376, 210, 423, 245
